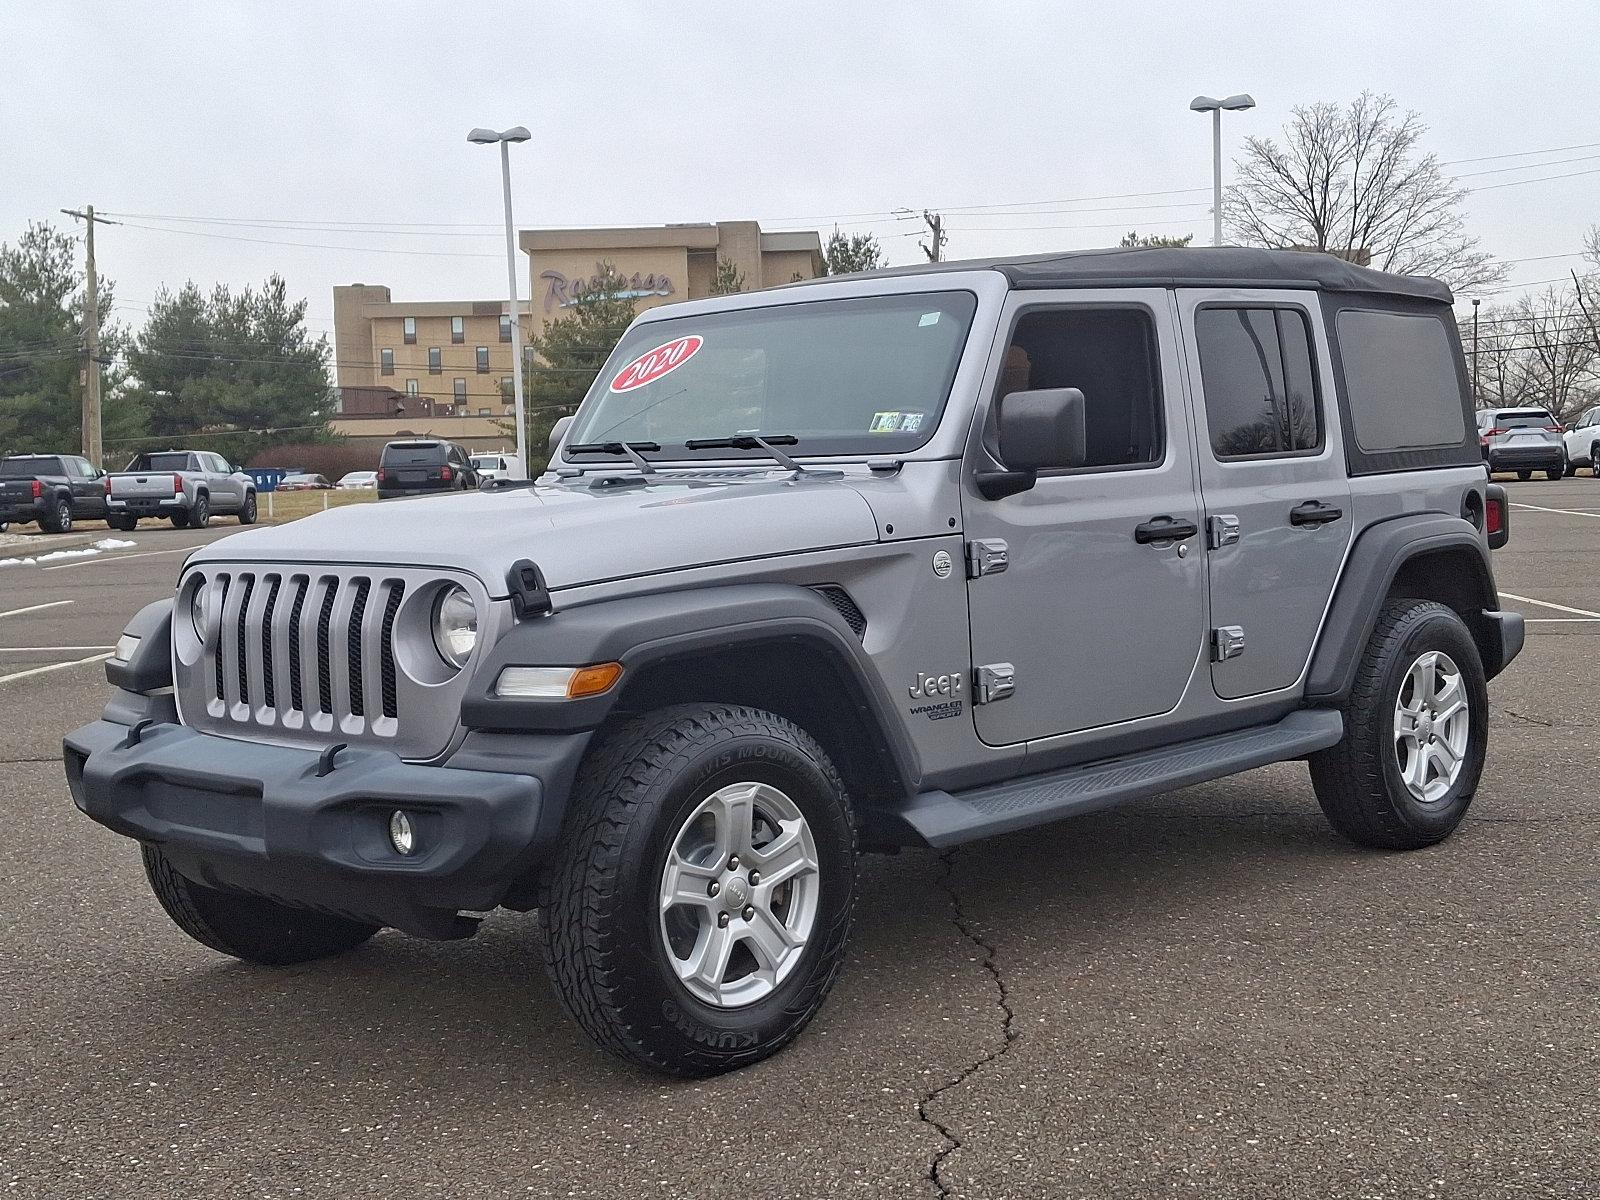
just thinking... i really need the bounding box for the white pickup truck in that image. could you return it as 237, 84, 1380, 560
104, 450, 258, 530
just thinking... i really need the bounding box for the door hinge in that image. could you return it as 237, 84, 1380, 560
1208, 514, 1240, 550
973, 662, 1016, 704
1211, 626, 1246, 662
966, 538, 1009, 579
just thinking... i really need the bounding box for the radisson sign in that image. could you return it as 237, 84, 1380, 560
541, 265, 676, 312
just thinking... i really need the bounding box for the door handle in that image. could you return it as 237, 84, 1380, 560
1289, 500, 1344, 527
1133, 516, 1199, 544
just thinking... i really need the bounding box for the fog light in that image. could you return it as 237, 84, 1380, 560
389, 810, 415, 856
113, 633, 140, 663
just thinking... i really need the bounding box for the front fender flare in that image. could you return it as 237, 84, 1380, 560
460, 583, 922, 794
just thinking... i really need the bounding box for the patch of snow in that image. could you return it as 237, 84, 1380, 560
0, 537, 135, 568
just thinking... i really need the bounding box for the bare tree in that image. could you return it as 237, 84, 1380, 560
1474, 287, 1598, 419
1223, 92, 1506, 294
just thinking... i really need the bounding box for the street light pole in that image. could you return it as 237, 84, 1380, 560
1472, 298, 1482, 404
469, 126, 533, 479
1189, 94, 1256, 247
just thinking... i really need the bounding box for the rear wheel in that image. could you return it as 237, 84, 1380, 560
1547, 467, 1564, 481
1310, 599, 1487, 850
539, 703, 856, 1076
142, 844, 378, 965
44, 497, 72, 533
107, 515, 137, 532
1592, 443, 1600, 477
238, 491, 257, 524
1517, 470, 1533, 481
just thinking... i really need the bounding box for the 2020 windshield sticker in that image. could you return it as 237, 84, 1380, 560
609, 335, 704, 393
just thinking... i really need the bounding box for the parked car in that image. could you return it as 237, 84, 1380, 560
277, 473, 334, 491
1476, 407, 1566, 480
1561, 404, 1600, 476
336, 471, 379, 490
376, 439, 477, 498
0, 454, 110, 533
104, 450, 257, 530
469, 452, 520, 484
67, 247, 1523, 1077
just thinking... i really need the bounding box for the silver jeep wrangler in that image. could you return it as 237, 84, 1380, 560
64, 247, 1523, 1075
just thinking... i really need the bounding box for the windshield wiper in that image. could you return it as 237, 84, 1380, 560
565, 441, 659, 474
684, 434, 819, 477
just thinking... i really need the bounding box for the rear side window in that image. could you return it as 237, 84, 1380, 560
1195, 307, 1321, 458
1336, 311, 1466, 453
381, 442, 447, 466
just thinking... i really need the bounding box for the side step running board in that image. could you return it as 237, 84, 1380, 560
894, 709, 1344, 848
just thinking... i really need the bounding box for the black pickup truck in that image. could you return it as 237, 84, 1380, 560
0, 454, 111, 534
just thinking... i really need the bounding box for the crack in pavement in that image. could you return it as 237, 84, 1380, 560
1495, 706, 1556, 728
917, 849, 1019, 1197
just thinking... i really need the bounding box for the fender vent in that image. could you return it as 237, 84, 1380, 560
811, 585, 866, 640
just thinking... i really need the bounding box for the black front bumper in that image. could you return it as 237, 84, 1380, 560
64, 718, 546, 938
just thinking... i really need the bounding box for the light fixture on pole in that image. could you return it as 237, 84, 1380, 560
1189, 94, 1255, 247
468, 125, 533, 478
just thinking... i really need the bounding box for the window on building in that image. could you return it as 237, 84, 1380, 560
499, 314, 512, 343
405, 379, 419, 397
1194, 306, 1322, 458
454, 378, 467, 403
478, 408, 490, 416
476, 346, 490, 373
428, 347, 441, 375
500, 377, 514, 400
380, 348, 394, 376
403, 316, 416, 345
1336, 310, 1467, 452
451, 316, 465, 344
997, 307, 1163, 469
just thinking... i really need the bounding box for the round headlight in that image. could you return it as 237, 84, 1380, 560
431, 585, 478, 669
189, 583, 208, 640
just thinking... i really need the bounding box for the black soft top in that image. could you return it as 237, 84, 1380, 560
823, 246, 1452, 304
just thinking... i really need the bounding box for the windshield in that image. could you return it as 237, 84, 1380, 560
0, 457, 61, 477
563, 291, 978, 461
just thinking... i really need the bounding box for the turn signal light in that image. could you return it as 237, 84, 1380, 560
493, 662, 624, 699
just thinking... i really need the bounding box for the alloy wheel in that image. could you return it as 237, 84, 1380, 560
658, 781, 821, 1008
1393, 650, 1471, 803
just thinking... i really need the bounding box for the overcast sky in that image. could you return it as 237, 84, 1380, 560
4, 1, 1595, 344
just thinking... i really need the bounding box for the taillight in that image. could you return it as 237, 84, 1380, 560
173, 473, 182, 493
1484, 427, 1506, 437
1485, 495, 1504, 536
376, 468, 386, 483
104, 474, 112, 495
440, 464, 453, 482
1544, 426, 1563, 434
30, 480, 42, 499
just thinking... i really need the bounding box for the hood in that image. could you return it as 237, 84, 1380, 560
186, 475, 881, 593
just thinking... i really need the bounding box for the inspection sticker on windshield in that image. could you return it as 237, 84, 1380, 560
609, 334, 704, 393
870, 411, 925, 433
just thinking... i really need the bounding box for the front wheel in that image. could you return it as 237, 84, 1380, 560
1310, 599, 1488, 850
142, 844, 378, 965
539, 704, 857, 1076
238, 491, 257, 524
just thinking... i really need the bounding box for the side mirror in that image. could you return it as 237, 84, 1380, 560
548, 414, 574, 458
976, 387, 1087, 499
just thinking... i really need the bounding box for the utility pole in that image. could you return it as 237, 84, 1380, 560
920, 210, 947, 263
60, 206, 118, 468
1471, 298, 1481, 404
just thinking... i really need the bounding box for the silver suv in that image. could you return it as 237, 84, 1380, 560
65, 247, 1523, 1076
1476, 406, 1567, 480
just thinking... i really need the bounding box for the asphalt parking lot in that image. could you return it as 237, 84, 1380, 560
0, 481, 1596, 1199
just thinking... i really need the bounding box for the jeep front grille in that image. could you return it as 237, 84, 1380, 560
174, 565, 485, 761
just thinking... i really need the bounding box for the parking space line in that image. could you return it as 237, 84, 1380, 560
1499, 591, 1600, 619
1511, 502, 1600, 518
41, 546, 188, 572
1525, 618, 1600, 623
0, 651, 113, 685
0, 645, 116, 652
0, 600, 74, 619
